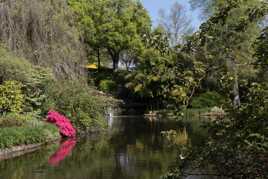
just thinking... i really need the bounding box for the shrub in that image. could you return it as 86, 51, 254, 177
0, 81, 24, 114
0, 0, 86, 78
0, 113, 27, 127
98, 80, 117, 94
191, 91, 224, 109
23, 66, 54, 112
0, 47, 54, 112
43, 80, 111, 132
0, 47, 33, 83
0, 112, 41, 127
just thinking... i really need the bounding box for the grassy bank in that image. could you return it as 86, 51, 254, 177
0, 113, 59, 150
0, 124, 59, 149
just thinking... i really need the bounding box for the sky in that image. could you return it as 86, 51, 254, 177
140, 0, 202, 30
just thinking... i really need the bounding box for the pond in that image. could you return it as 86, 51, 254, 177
0, 114, 188, 179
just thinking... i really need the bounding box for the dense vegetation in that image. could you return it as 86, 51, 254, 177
0, 0, 116, 149
0, 0, 267, 178
68, 0, 267, 177
0, 0, 86, 78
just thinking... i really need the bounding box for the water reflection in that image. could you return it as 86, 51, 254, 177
48, 138, 77, 166
0, 116, 188, 179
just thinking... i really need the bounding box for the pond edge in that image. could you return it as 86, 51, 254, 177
0, 138, 60, 161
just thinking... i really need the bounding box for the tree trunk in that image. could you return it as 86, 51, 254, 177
112, 53, 120, 71
233, 65, 241, 107
228, 57, 241, 107
126, 64, 129, 71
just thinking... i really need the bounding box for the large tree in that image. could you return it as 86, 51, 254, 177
69, 0, 151, 70
185, 0, 267, 107
255, 26, 268, 81
126, 27, 205, 108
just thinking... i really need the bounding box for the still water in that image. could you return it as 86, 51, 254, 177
0, 116, 186, 179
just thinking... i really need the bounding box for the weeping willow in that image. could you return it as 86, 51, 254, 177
0, 0, 87, 79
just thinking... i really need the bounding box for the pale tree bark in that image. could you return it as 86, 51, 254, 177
227, 56, 241, 107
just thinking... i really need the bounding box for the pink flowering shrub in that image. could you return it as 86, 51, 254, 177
46, 110, 76, 138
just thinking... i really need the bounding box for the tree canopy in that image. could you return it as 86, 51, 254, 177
69, 0, 151, 70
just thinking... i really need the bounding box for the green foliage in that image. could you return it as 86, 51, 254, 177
234, 83, 268, 151
23, 67, 54, 112
193, 82, 268, 178
164, 1, 268, 178
254, 27, 268, 80
0, 47, 33, 83
0, 113, 30, 127
0, 112, 42, 127
43, 80, 111, 131
126, 48, 205, 107
0, 46, 111, 133
0, 124, 59, 149
0, 81, 24, 114
184, 0, 267, 107
0, 47, 54, 112
69, 0, 151, 69
191, 91, 224, 108
98, 80, 117, 94
144, 26, 170, 55
0, 0, 86, 78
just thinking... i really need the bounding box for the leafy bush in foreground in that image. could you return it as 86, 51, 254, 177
0, 47, 54, 112
0, 81, 24, 114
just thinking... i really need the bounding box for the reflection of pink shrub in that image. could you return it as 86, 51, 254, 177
46, 110, 76, 138
48, 138, 76, 166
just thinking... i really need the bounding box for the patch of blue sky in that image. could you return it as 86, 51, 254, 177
140, 0, 203, 30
